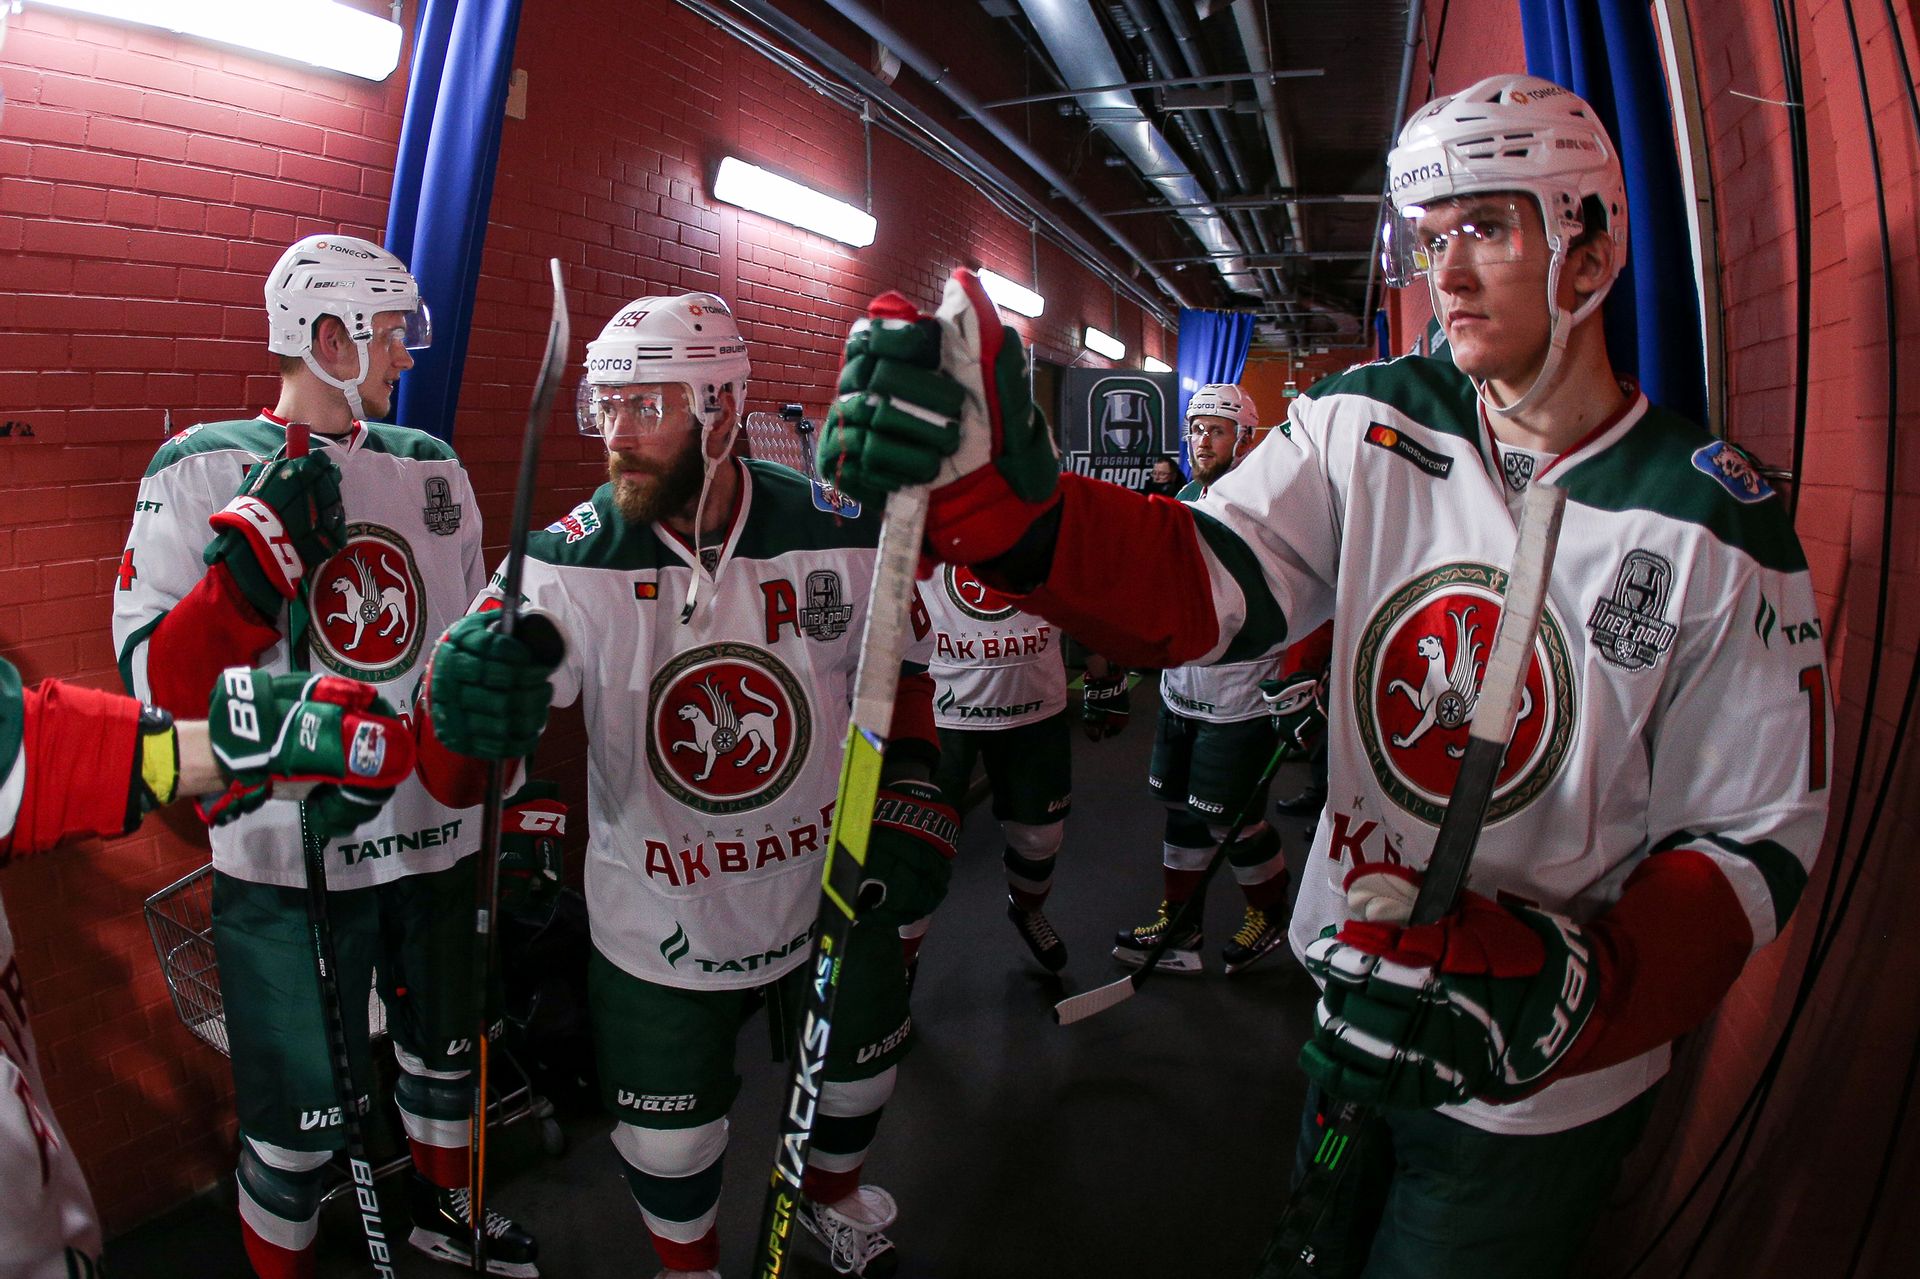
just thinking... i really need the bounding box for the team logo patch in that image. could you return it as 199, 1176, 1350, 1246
1587, 550, 1678, 671
943, 564, 1018, 622
1354, 562, 1577, 825
810, 477, 863, 518
308, 523, 425, 684
647, 642, 812, 815
348, 721, 388, 777
1692, 441, 1774, 504
548, 501, 601, 543
1502, 450, 1536, 493
800, 570, 853, 640
1365, 423, 1453, 479
422, 475, 462, 535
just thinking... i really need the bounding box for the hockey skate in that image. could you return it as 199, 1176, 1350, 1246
798, 1183, 900, 1276
1006, 895, 1068, 972
1222, 905, 1288, 975
1110, 901, 1203, 974
406, 1171, 541, 1277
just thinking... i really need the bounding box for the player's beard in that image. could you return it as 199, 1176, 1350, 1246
609, 433, 705, 525
1190, 449, 1232, 487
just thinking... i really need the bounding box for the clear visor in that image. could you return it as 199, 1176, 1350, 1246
1381, 198, 1531, 288
576, 382, 697, 441
372, 304, 433, 352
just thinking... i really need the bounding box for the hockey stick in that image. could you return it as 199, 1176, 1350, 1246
1054, 736, 1290, 1025
1249, 480, 1568, 1279
466, 259, 570, 1273
284, 421, 399, 1277
749, 435, 932, 1274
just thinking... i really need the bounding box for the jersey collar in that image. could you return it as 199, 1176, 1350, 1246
260, 409, 364, 452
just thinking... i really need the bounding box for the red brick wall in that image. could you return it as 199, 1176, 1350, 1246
0, 0, 1176, 1235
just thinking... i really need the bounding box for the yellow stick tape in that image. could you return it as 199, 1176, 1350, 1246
821, 726, 884, 918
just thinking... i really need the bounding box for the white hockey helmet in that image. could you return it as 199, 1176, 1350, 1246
1186, 383, 1259, 434
264, 234, 429, 421
576, 293, 750, 438
1383, 74, 1627, 415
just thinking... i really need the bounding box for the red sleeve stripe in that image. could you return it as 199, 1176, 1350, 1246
6, 679, 140, 861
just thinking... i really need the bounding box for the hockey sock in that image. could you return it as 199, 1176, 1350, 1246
806, 1068, 895, 1205
236, 1134, 327, 1279
1002, 820, 1064, 911
1164, 806, 1213, 905
1223, 823, 1288, 910
613, 1118, 727, 1271
394, 1047, 469, 1188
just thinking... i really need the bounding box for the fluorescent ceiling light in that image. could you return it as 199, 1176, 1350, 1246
1084, 326, 1126, 361
977, 267, 1045, 318
713, 156, 876, 249
1143, 355, 1172, 373
33, 0, 404, 81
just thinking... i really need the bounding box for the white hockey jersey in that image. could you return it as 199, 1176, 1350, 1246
493, 461, 932, 991
0, 662, 104, 1278
113, 416, 486, 890
1171, 358, 1832, 1134
1157, 477, 1281, 723
923, 563, 1065, 730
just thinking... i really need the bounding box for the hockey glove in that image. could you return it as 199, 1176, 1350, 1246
204, 445, 346, 619
856, 779, 960, 928
500, 779, 567, 921
199, 666, 415, 839
1080, 670, 1131, 741
426, 609, 567, 761
820, 270, 1060, 565
1300, 863, 1599, 1109
1260, 672, 1327, 759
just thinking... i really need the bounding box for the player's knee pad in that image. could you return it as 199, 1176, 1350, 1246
612, 1118, 729, 1238
236, 1133, 329, 1249
1219, 821, 1283, 872
1001, 821, 1063, 858
611, 1116, 728, 1180
812, 1067, 896, 1172
1165, 806, 1211, 850
393, 1051, 470, 1164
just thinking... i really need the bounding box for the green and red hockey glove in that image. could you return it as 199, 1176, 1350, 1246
425, 609, 567, 761
500, 779, 567, 920
819, 269, 1060, 565
199, 666, 415, 840
856, 779, 960, 928
203, 444, 345, 619
1080, 670, 1131, 741
1260, 671, 1326, 759
1300, 863, 1600, 1109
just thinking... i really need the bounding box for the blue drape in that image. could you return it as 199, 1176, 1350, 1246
385, 0, 525, 441
1175, 307, 1254, 473
1518, 0, 1706, 425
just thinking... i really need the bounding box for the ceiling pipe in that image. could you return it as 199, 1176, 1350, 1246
1005, 0, 1257, 294
1231, 0, 1306, 250
1361, 0, 1428, 344
705, 0, 1191, 317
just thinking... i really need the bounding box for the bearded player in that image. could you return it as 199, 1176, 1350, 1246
1113, 384, 1291, 976
112, 235, 540, 1276
1, 656, 413, 1279
816, 74, 1829, 1277
417, 293, 951, 1279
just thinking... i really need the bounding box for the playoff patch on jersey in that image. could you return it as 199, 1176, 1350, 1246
1365, 423, 1453, 479
646, 642, 812, 815
306, 523, 426, 684
1692, 441, 1774, 504
1587, 550, 1678, 672
422, 476, 462, 535
1353, 561, 1576, 825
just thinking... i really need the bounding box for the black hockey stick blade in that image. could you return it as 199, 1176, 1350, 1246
468, 260, 570, 1271
1054, 737, 1290, 1026
1251, 481, 1568, 1279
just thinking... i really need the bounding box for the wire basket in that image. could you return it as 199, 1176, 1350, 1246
144, 863, 384, 1058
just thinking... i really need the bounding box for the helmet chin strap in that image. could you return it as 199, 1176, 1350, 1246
300, 340, 371, 424
678, 397, 742, 625
1442, 246, 1613, 423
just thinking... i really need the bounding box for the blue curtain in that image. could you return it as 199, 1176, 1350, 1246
1174, 307, 1255, 473
385, 0, 525, 441
1518, 0, 1706, 425
1374, 309, 1391, 361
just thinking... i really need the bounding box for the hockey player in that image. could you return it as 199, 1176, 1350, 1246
1112, 384, 1291, 976
416, 292, 952, 1279
917, 565, 1075, 974
814, 73, 1831, 1277
112, 235, 542, 1277
1, 656, 413, 1279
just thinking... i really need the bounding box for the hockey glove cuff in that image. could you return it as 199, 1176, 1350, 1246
426, 609, 567, 761
1299, 863, 1600, 1108
1260, 672, 1327, 759
857, 779, 959, 928
198, 667, 415, 838
1080, 670, 1131, 741
203, 448, 345, 618
501, 779, 567, 920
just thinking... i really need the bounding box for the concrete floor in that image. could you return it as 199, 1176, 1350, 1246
106, 703, 1325, 1278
